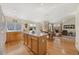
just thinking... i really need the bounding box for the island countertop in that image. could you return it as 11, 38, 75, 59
23, 32, 47, 37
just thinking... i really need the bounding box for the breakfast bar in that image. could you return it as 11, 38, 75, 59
24, 32, 47, 55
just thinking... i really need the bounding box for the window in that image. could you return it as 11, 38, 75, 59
7, 23, 21, 30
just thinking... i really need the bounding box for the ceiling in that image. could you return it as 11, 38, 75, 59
0, 3, 78, 23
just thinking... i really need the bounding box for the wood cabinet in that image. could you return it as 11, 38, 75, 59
31, 36, 38, 54
24, 33, 47, 55
24, 33, 28, 46
27, 35, 32, 49
6, 32, 21, 43
38, 36, 47, 54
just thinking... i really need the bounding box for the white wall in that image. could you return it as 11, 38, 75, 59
76, 5, 79, 51
0, 6, 6, 54
62, 16, 75, 33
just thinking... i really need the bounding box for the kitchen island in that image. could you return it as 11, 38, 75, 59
24, 32, 47, 55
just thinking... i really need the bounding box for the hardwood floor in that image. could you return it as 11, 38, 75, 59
5, 36, 78, 55
47, 36, 78, 55
5, 41, 33, 55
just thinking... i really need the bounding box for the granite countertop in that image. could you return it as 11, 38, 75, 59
24, 32, 47, 37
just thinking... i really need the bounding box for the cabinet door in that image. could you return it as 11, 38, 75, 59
31, 36, 38, 54
6, 32, 15, 42
27, 35, 31, 49
24, 34, 28, 46
39, 36, 47, 54
6, 32, 21, 43
13, 32, 20, 41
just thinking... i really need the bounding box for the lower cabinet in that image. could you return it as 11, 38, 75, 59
31, 36, 38, 54
24, 33, 28, 46
6, 32, 21, 43
38, 36, 47, 54
24, 33, 47, 55
27, 35, 32, 49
